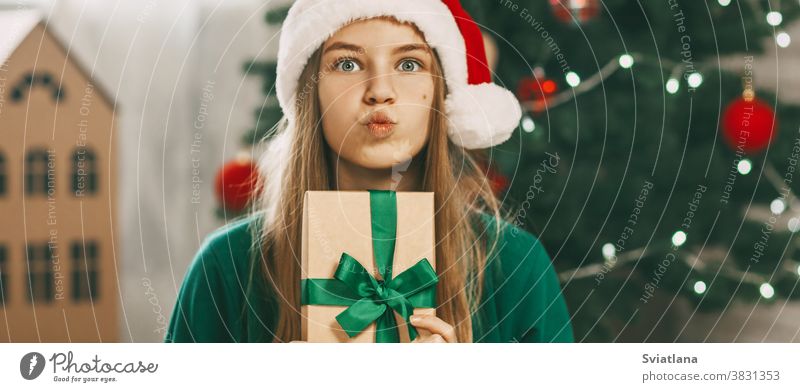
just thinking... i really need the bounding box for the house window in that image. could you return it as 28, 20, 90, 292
25, 149, 53, 196
11, 72, 64, 102
72, 148, 98, 196
27, 243, 54, 303
0, 151, 6, 196
0, 245, 7, 306
71, 241, 99, 301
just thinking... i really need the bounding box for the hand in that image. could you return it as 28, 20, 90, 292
409, 314, 458, 343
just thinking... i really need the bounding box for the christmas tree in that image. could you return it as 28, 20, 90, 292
234, 0, 800, 342
466, 0, 800, 341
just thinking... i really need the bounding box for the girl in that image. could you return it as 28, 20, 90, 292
166, 0, 573, 343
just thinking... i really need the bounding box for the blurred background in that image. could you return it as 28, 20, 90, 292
0, 0, 799, 342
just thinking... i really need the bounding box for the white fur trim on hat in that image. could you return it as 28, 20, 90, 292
276, 0, 520, 149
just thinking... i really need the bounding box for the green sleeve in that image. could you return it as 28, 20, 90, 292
501, 226, 575, 343
164, 241, 235, 343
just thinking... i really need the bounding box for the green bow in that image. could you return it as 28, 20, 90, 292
301, 190, 438, 342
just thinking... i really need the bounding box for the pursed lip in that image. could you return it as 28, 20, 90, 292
362, 111, 396, 138
362, 111, 397, 126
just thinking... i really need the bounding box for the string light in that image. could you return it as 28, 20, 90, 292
766, 11, 783, 26
672, 231, 687, 247
759, 282, 775, 299
789, 217, 800, 233
737, 159, 752, 175
618, 54, 634, 69
602, 243, 616, 259
665, 78, 680, 94
687, 73, 703, 88
521, 114, 536, 133
776, 32, 791, 48
770, 198, 786, 214
693, 281, 707, 294
717, 0, 731, 6
565, 71, 581, 87
524, 51, 719, 111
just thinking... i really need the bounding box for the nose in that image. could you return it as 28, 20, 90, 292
363, 71, 396, 105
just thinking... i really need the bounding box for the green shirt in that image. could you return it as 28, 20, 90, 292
164, 212, 574, 343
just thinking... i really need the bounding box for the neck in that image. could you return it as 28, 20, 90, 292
328, 151, 425, 192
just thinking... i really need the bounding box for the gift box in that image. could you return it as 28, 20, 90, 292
301, 190, 438, 342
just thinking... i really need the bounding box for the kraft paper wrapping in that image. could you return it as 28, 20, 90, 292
301, 191, 436, 342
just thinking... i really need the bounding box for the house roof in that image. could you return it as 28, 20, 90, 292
0, 9, 116, 107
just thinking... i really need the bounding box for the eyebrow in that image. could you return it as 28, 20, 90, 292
323, 42, 431, 56
391, 43, 431, 55
323, 42, 363, 54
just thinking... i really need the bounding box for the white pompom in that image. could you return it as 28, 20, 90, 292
444, 82, 522, 149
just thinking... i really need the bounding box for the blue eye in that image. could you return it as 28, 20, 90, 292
334, 58, 361, 72
397, 59, 422, 72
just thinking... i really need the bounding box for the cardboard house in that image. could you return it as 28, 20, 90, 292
0, 10, 118, 342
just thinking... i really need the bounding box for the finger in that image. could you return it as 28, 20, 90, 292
429, 334, 445, 343
410, 314, 457, 343
413, 333, 445, 343
410, 315, 456, 342
289, 340, 308, 343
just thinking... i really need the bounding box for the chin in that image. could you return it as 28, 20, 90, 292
350, 155, 403, 170
352, 145, 421, 170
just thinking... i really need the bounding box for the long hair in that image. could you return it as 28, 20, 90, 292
250, 20, 506, 342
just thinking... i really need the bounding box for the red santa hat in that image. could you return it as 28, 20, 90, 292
276, 0, 522, 149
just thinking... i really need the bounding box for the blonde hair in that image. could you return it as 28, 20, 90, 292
249, 18, 506, 342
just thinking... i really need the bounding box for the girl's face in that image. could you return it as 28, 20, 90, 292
318, 18, 436, 170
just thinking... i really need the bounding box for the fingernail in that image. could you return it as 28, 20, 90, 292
409, 315, 419, 323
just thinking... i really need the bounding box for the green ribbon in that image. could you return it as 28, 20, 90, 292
301, 190, 438, 342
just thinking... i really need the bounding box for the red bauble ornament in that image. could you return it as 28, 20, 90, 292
480, 161, 509, 196
549, 0, 601, 25
214, 155, 260, 212
516, 76, 557, 101
476, 157, 509, 195
517, 76, 557, 114
488, 169, 510, 196
721, 97, 777, 154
